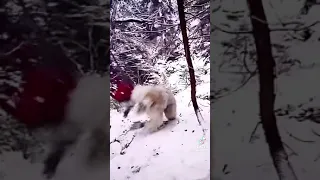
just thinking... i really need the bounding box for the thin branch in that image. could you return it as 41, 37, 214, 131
213, 21, 320, 34
110, 138, 121, 144
271, 21, 320, 32
120, 135, 136, 155
211, 4, 221, 13
285, 130, 316, 143
242, 39, 255, 74
311, 129, 320, 137
88, 27, 94, 71
49, 37, 89, 51
249, 121, 261, 143
120, 25, 177, 34
113, 18, 152, 23
58, 43, 85, 74
314, 153, 320, 162
283, 142, 299, 156
0, 42, 25, 57
213, 24, 252, 34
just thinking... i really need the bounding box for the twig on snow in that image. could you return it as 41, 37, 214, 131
285, 130, 316, 143
249, 121, 261, 143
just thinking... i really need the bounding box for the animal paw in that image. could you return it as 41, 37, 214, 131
130, 121, 145, 130
143, 121, 163, 133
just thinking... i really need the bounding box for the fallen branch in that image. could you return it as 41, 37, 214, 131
282, 142, 298, 156
249, 121, 261, 143
271, 21, 320, 32
285, 130, 316, 143
311, 129, 320, 137
120, 135, 136, 155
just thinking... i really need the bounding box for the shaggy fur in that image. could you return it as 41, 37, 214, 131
130, 85, 177, 132
43, 74, 110, 178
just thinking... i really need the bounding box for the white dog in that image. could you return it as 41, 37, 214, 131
129, 85, 177, 132
43, 74, 109, 178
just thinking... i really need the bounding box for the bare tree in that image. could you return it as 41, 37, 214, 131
247, 0, 298, 179
177, 0, 204, 127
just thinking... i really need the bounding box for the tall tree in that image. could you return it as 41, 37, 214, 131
247, 0, 298, 179
177, 0, 204, 126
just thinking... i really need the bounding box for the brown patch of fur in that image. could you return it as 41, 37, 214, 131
144, 90, 177, 121
164, 104, 176, 120
144, 91, 166, 106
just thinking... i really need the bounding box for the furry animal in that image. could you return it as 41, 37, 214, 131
129, 85, 177, 132
12, 67, 109, 179
43, 74, 110, 178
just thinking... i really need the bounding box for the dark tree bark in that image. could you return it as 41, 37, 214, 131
177, 0, 203, 125
300, 0, 320, 14
247, 0, 298, 179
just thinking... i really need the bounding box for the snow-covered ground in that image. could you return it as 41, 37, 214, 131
211, 1, 320, 179
0, 82, 210, 180
0, 124, 111, 180
110, 82, 210, 180
213, 66, 320, 180
0, 136, 109, 180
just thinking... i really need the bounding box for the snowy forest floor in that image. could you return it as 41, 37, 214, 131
110, 82, 210, 180
0, 82, 210, 180
213, 65, 320, 180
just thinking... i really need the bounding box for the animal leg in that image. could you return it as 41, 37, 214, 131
144, 110, 164, 133
164, 103, 177, 121
43, 121, 81, 179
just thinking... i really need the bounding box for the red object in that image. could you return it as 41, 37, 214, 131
14, 67, 76, 128
111, 82, 134, 103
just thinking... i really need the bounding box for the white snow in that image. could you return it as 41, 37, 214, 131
110, 82, 210, 180
212, 66, 320, 180
211, 1, 320, 179
0, 81, 210, 180
0, 140, 109, 180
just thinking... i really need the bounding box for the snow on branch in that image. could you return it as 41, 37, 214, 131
113, 18, 152, 23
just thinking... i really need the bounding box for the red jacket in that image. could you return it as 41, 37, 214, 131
14, 67, 76, 128
111, 82, 134, 103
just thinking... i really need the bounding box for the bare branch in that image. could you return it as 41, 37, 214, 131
88, 27, 94, 70
0, 42, 25, 57
282, 142, 299, 156
213, 21, 320, 34
242, 39, 255, 74
249, 121, 261, 143
271, 21, 320, 32
211, 4, 221, 13
120, 24, 177, 34
113, 18, 152, 24
311, 129, 320, 137
314, 153, 320, 162
213, 24, 252, 34
285, 130, 316, 143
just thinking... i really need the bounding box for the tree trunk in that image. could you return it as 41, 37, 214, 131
177, 0, 202, 125
246, 0, 298, 179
